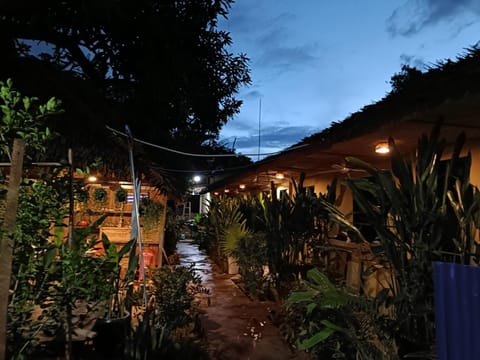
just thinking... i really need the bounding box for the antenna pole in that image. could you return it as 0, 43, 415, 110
257, 97, 262, 161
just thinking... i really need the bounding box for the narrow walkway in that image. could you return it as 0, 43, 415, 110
177, 239, 309, 360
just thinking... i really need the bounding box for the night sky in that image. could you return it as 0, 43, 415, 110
218, 0, 480, 159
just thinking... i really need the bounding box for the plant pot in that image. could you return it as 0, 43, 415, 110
93, 315, 130, 359
227, 256, 239, 275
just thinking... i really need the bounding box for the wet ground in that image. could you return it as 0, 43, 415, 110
177, 239, 309, 360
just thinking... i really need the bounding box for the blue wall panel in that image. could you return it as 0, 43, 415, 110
434, 261, 480, 360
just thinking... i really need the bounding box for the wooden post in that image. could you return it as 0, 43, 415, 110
346, 250, 362, 294
0, 139, 25, 360
157, 196, 167, 267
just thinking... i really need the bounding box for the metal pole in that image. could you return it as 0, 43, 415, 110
125, 125, 148, 307
67, 149, 74, 248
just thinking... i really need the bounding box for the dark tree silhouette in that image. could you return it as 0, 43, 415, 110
0, 0, 250, 167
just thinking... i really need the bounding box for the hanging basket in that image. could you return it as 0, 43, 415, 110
93, 188, 108, 203
115, 187, 128, 203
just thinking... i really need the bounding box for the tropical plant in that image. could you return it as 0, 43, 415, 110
281, 268, 394, 359
257, 174, 343, 279
100, 235, 136, 319
203, 196, 244, 268
329, 123, 480, 357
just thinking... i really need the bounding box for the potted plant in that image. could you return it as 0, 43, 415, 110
92, 234, 137, 358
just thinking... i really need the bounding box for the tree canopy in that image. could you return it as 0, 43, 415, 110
0, 0, 251, 186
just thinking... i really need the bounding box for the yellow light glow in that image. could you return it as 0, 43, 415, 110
239, 184, 246, 189
87, 176, 97, 182
375, 142, 390, 154
275, 172, 284, 179
224, 188, 230, 193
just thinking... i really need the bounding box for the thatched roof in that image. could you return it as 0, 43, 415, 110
299, 46, 480, 147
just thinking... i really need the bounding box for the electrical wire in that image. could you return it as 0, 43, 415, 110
106, 125, 310, 158
151, 162, 254, 174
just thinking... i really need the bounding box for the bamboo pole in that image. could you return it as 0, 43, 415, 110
0, 139, 25, 360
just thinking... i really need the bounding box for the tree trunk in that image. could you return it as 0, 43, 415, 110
0, 139, 25, 360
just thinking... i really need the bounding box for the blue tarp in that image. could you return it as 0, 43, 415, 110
434, 261, 480, 360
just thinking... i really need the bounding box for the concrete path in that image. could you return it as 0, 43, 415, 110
177, 240, 309, 360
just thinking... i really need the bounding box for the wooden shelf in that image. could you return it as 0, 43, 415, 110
100, 226, 161, 245
89, 209, 131, 215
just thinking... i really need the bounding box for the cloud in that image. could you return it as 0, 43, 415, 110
253, 15, 318, 75
387, 0, 480, 37
256, 44, 317, 73
242, 89, 263, 100
222, 3, 318, 76
222, 125, 319, 156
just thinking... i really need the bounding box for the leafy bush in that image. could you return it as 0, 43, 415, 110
232, 232, 269, 299
280, 268, 393, 359
151, 264, 200, 336
140, 198, 164, 231
164, 207, 181, 257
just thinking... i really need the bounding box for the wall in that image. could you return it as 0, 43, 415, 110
304, 175, 354, 216
469, 143, 480, 188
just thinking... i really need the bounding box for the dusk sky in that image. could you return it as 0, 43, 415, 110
218, 0, 480, 160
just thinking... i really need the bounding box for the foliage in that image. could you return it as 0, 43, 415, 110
0, 79, 60, 161
38, 216, 122, 334
115, 187, 128, 203
232, 231, 269, 299
202, 196, 241, 266
281, 268, 394, 359
7, 177, 67, 358
221, 208, 250, 256
6, 171, 136, 358
100, 234, 136, 319
140, 198, 164, 231
1, 1, 250, 153
257, 174, 343, 278
333, 124, 480, 357
0, 80, 62, 358
389, 65, 423, 94
204, 182, 345, 297
151, 264, 200, 334
92, 187, 108, 204
164, 207, 181, 257
76, 188, 89, 203
146, 264, 201, 357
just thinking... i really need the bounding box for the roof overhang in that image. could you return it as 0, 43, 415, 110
207, 94, 480, 195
